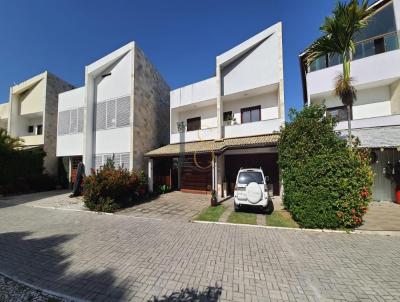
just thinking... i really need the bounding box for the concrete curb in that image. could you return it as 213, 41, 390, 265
0, 271, 84, 302
192, 220, 400, 236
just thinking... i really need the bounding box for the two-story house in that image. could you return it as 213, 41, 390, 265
56, 42, 170, 184
5, 71, 74, 176
147, 22, 284, 198
300, 0, 400, 202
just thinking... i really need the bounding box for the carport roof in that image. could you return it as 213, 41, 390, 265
145, 133, 280, 157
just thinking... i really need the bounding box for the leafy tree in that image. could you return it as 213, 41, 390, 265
0, 128, 24, 150
306, 0, 372, 146
278, 105, 373, 229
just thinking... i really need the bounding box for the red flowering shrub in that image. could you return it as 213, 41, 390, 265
278, 106, 373, 229
82, 161, 147, 212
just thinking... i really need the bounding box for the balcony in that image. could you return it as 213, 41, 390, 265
335, 114, 400, 131
171, 127, 218, 144
309, 31, 400, 73
224, 119, 282, 138
20, 134, 44, 146
171, 77, 216, 109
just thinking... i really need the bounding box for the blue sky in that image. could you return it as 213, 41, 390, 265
0, 0, 336, 116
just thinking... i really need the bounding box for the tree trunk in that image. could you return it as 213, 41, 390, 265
347, 104, 352, 147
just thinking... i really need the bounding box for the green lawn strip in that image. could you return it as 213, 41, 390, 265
266, 211, 299, 228
227, 212, 257, 225
196, 205, 226, 222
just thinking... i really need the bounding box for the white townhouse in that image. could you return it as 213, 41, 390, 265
300, 0, 400, 201
56, 42, 170, 184
147, 22, 284, 198
3, 72, 74, 176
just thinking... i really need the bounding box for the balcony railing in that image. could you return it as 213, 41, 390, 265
170, 127, 218, 144
309, 31, 400, 72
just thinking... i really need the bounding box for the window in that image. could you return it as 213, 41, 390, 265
187, 117, 201, 131
238, 172, 264, 185
223, 111, 233, 121
37, 125, 43, 135
241, 106, 261, 124
326, 106, 351, 122
28, 125, 34, 133
94, 153, 130, 170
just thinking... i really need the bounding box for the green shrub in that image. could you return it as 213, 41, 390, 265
278, 105, 373, 229
0, 130, 56, 195
82, 163, 147, 212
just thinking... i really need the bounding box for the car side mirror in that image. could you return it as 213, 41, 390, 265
265, 176, 269, 182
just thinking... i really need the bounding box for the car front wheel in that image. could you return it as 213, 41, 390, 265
234, 203, 240, 212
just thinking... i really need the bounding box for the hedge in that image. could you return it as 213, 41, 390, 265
278, 105, 373, 229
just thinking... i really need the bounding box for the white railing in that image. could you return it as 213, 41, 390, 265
170, 127, 218, 144
336, 114, 400, 130
20, 134, 44, 146
224, 119, 282, 138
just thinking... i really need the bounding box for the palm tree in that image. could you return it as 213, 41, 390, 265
306, 0, 373, 146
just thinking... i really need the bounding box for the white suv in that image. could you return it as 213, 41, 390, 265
234, 168, 273, 214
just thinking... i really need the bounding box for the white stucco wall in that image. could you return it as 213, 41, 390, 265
93, 51, 132, 156
318, 85, 393, 119
223, 92, 279, 123
171, 104, 217, 134
171, 77, 216, 108
222, 34, 280, 96
57, 87, 85, 157
58, 87, 84, 111
94, 127, 131, 154
94, 51, 132, 102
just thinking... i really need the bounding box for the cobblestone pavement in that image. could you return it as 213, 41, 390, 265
0, 200, 400, 301
118, 191, 209, 221
359, 201, 400, 231
0, 273, 65, 302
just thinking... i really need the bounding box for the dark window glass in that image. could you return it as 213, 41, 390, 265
28, 125, 34, 133
241, 106, 261, 124
355, 4, 396, 42
326, 106, 351, 122
223, 111, 233, 121
238, 172, 264, 185
187, 117, 201, 131
37, 125, 43, 135
374, 37, 385, 54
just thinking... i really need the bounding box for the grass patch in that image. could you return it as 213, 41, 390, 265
227, 212, 257, 225
266, 211, 299, 228
196, 205, 225, 222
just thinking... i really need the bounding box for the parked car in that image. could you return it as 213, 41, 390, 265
234, 168, 273, 214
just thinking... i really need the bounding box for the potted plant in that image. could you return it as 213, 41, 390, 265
210, 190, 218, 207
385, 160, 400, 204
224, 113, 236, 126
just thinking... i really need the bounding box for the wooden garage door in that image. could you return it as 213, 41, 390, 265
181, 154, 212, 193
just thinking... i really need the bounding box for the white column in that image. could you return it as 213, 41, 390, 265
216, 65, 224, 139
83, 72, 94, 175
148, 158, 154, 192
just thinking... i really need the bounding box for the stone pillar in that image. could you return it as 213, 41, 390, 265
217, 154, 225, 198
148, 158, 154, 193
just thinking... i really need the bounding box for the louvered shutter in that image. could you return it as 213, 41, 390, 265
96, 102, 106, 130
116, 96, 130, 127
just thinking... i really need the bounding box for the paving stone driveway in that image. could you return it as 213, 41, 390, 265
0, 198, 400, 301
118, 191, 209, 222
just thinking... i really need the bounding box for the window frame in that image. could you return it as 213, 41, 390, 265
36, 124, 43, 135
326, 105, 352, 122
240, 105, 261, 124
186, 117, 201, 132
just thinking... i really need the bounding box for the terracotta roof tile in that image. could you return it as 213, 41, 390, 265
146, 134, 279, 157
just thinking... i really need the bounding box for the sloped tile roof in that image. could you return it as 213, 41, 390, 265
146, 134, 279, 157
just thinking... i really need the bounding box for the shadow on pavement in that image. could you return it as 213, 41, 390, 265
150, 284, 222, 302
0, 231, 127, 301
0, 190, 69, 209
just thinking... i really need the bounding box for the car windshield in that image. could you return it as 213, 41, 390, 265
237, 172, 264, 184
